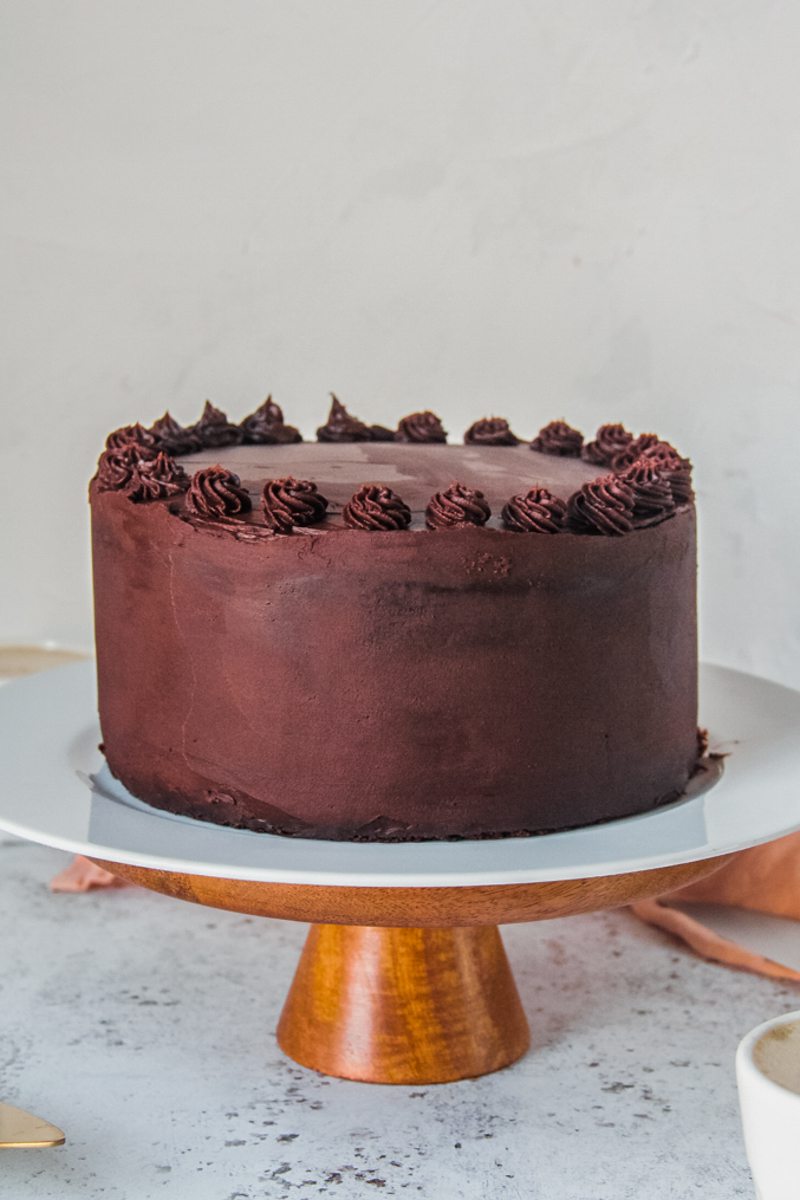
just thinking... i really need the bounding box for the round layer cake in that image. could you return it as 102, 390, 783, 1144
90, 402, 699, 840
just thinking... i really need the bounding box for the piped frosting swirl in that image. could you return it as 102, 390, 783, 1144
128, 452, 190, 503
582, 423, 633, 467
426, 482, 491, 529
317, 395, 371, 442
567, 473, 635, 535
464, 417, 519, 446
530, 420, 583, 457
105, 423, 159, 453
96, 404, 695, 538
612, 432, 661, 472
149, 411, 202, 455
97, 445, 150, 491
185, 466, 251, 519
240, 397, 302, 445
617, 457, 675, 526
261, 477, 328, 531
396, 411, 447, 444
501, 487, 567, 533
641, 442, 694, 504
343, 485, 412, 531
190, 401, 244, 449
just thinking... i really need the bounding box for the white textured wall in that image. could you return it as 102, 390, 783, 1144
2, 0, 799, 685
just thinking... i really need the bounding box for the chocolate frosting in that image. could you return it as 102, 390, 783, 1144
642, 440, 680, 465
501, 487, 567, 533
663, 462, 694, 506
261, 477, 328, 531
180, 440, 606, 534
185, 466, 251, 518
530, 420, 584, 457
632, 432, 660, 454
617, 457, 676, 526
368, 424, 396, 443
240, 397, 302, 445
343, 485, 412, 531
91, 419, 700, 840
317, 395, 372, 443
612, 432, 660, 472
567, 473, 636, 535
105, 423, 158, 453
92, 468, 698, 840
396, 411, 447, 444
642, 442, 694, 504
426, 481, 491, 529
149, 412, 202, 455
190, 401, 244, 449
97, 445, 148, 491
464, 417, 519, 446
582, 423, 633, 467
127, 452, 189, 503
261, 501, 294, 535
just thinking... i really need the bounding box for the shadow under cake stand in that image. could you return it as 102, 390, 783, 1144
2, 662, 799, 1085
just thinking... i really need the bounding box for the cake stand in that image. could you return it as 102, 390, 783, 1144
2, 662, 799, 1085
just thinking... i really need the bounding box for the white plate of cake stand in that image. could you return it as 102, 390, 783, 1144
1, 661, 799, 1085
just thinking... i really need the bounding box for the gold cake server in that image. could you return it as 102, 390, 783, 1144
0, 648, 82, 1150
0, 1102, 65, 1148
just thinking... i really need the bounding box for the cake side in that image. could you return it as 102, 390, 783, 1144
90, 425, 698, 840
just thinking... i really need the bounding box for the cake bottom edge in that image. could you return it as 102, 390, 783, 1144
99, 744, 721, 843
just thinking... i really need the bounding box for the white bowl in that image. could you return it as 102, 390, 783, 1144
736, 1010, 800, 1200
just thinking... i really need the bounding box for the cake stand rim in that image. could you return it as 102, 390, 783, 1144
0, 660, 798, 888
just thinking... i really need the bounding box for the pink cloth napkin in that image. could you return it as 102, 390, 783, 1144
50, 856, 127, 892
631, 833, 800, 982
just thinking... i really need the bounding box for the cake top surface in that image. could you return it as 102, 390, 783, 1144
183, 442, 600, 514
93, 400, 693, 537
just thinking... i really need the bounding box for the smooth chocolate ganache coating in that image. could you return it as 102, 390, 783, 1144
91, 418, 700, 841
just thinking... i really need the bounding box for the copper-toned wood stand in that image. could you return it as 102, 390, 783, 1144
94, 855, 733, 1085
277, 925, 530, 1083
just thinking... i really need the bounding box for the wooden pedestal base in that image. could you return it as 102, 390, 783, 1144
93, 854, 734, 1085
276, 924, 530, 1084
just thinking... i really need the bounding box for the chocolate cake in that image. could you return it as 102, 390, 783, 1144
90, 398, 699, 841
